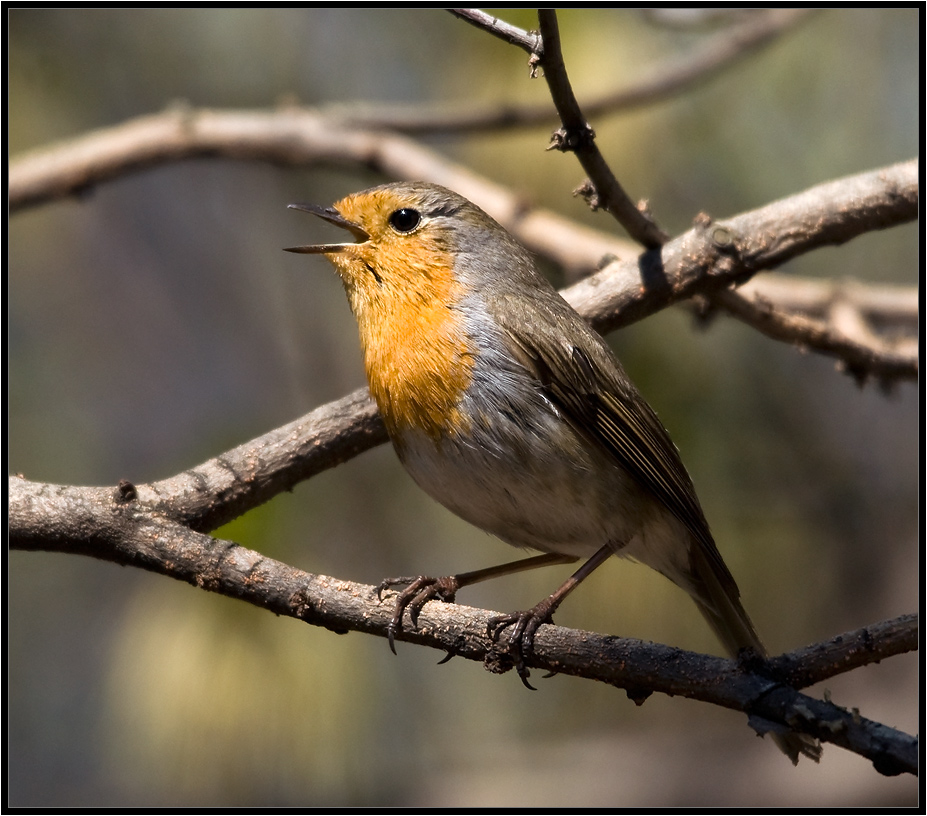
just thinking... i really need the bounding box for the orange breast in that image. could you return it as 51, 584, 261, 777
353, 241, 474, 442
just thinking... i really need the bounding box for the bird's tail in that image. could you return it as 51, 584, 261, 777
689, 543, 822, 764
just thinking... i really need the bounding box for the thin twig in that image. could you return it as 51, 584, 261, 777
536, 10, 669, 248
738, 276, 919, 333
709, 288, 917, 384
358, 9, 809, 135
571, 9, 814, 115
448, 8, 542, 55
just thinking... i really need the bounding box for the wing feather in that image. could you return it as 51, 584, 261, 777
495, 291, 737, 593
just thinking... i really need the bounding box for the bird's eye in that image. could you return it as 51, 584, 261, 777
388, 208, 421, 233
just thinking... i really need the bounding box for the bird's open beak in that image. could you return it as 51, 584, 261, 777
284, 203, 369, 254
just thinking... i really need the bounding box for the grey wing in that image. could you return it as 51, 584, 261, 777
495, 289, 738, 594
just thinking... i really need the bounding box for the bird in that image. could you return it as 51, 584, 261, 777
285, 181, 820, 763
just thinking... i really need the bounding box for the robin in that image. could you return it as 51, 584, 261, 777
285, 181, 820, 763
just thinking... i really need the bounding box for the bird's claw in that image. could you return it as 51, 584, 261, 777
486, 603, 555, 690
375, 575, 460, 653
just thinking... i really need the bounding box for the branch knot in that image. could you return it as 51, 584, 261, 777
547, 123, 596, 153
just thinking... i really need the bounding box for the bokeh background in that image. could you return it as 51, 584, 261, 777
8, 8, 918, 807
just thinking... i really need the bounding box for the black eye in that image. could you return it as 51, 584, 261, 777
388, 208, 421, 233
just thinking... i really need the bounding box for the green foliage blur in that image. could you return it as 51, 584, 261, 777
8, 8, 918, 807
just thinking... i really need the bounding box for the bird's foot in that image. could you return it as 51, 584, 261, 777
486, 598, 557, 690
376, 575, 460, 653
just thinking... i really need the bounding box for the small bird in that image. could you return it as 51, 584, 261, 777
286, 181, 820, 763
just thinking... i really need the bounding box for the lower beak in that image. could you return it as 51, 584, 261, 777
284, 202, 369, 254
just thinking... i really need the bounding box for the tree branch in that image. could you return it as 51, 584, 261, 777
8, 474, 917, 776
707, 287, 917, 385
564, 161, 918, 383
145, 388, 385, 533
6, 106, 638, 272
8, 108, 916, 381
766, 614, 918, 690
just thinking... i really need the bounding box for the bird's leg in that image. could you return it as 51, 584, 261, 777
487, 544, 614, 688
377, 552, 577, 653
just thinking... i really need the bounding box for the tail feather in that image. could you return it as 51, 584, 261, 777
689, 544, 822, 764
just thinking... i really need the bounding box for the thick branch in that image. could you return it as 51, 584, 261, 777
8, 475, 917, 776
145, 388, 385, 533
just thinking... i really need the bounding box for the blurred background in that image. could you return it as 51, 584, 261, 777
8, 8, 918, 807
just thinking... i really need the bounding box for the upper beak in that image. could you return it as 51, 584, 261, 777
283, 202, 369, 254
